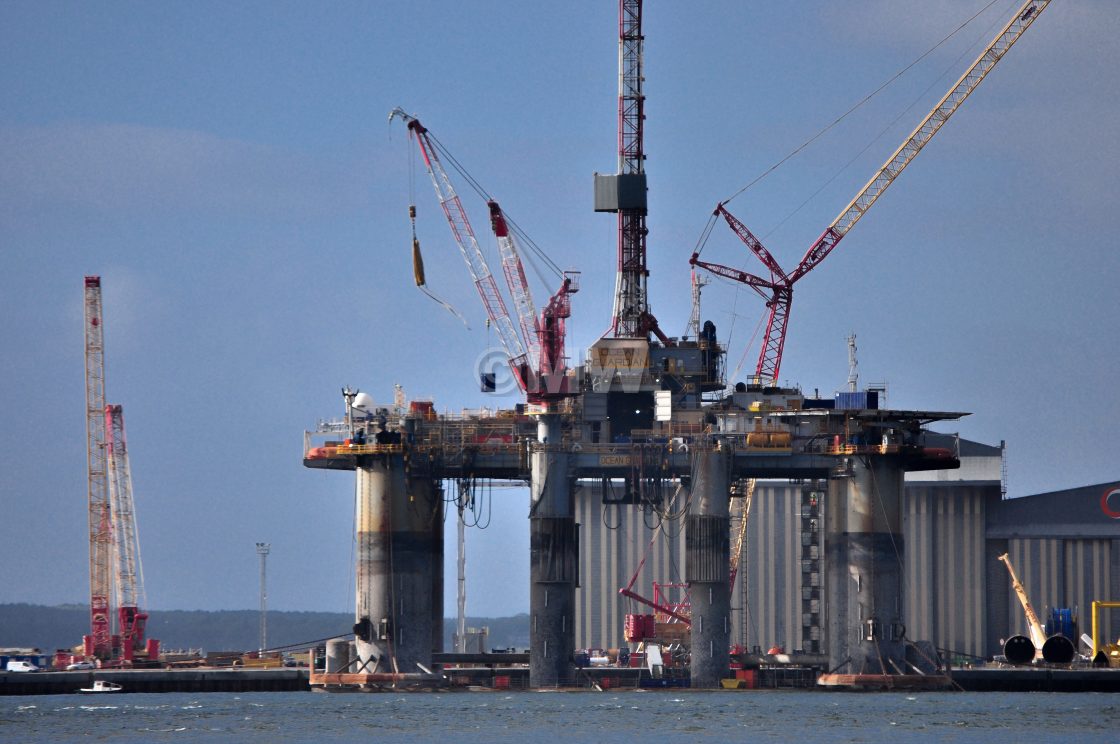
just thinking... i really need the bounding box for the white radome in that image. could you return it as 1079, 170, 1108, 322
352, 392, 375, 417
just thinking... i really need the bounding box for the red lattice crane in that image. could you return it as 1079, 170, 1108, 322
390, 110, 529, 391
391, 109, 579, 404
691, 0, 1050, 383
82, 278, 158, 665
105, 404, 153, 663
488, 200, 580, 401
83, 277, 112, 659
487, 200, 541, 379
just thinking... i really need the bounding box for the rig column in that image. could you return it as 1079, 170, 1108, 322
353, 452, 439, 674
430, 479, 445, 661
825, 456, 906, 675
687, 445, 731, 688
529, 413, 576, 688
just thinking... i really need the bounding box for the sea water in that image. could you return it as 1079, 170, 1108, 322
1, 690, 1116, 743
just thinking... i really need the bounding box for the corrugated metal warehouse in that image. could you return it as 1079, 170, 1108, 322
574, 437, 1120, 658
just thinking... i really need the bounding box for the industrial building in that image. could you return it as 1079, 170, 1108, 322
575, 435, 1120, 660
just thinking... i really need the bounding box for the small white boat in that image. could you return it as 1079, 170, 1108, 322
78, 680, 123, 694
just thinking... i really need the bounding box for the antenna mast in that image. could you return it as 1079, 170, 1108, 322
847, 334, 858, 392
257, 542, 270, 654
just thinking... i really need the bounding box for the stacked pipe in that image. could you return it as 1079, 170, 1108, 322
1002, 634, 1075, 665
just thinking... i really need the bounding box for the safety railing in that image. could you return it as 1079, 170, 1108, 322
329, 443, 405, 456
825, 443, 900, 456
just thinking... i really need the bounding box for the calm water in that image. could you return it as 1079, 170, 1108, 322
1, 690, 1116, 743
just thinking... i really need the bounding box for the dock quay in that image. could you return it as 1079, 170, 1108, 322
951, 667, 1120, 693
4, 665, 1119, 695
0, 668, 309, 696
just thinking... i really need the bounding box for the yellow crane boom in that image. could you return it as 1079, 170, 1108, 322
998, 552, 1046, 653
728, 479, 755, 591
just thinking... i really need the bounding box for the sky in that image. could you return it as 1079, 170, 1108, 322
2, 1, 1117, 620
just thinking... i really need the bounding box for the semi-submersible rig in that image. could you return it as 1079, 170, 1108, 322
303, 1, 1051, 690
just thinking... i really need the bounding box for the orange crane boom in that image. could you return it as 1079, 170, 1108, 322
998, 552, 1046, 653
728, 479, 755, 592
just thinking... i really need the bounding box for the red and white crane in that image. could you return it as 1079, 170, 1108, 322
105, 404, 152, 662
488, 200, 580, 400
487, 199, 541, 380
690, 0, 1050, 384
82, 277, 157, 664
390, 108, 579, 403
83, 276, 113, 660
390, 110, 529, 388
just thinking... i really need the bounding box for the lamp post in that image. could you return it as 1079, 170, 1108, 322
256, 542, 270, 655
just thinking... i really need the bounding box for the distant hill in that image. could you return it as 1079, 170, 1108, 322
0, 604, 528, 654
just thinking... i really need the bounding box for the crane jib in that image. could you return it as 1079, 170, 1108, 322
698, 0, 1050, 383
395, 110, 571, 397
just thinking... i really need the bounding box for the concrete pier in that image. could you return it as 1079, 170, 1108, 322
687, 446, 731, 688
529, 413, 576, 687
825, 456, 906, 676
354, 453, 439, 675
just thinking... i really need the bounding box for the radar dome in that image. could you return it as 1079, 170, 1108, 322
352, 392, 375, 417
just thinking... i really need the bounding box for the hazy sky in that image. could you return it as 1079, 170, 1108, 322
2, 1, 1117, 619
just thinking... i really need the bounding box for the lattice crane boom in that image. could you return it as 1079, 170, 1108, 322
389, 108, 530, 391
728, 479, 756, 592
998, 552, 1047, 653
392, 108, 582, 402
105, 404, 149, 659
83, 276, 113, 659
536, 271, 580, 400
487, 201, 582, 401
691, 0, 1050, 384
488, 200, 542, 373
791, 0, 1050, 283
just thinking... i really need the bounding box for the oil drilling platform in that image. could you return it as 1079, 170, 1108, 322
303, 1, 1050, 689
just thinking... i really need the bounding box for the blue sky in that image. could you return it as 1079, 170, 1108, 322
2, 1, 1116, 618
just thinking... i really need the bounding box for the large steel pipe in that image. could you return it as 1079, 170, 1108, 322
1002, 633, 1075, 665
1041, 634, 1075, 664
1002, 635, 1035, 665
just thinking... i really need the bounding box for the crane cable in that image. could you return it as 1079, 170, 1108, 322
728, 310, 768, 384
692, 0, 1005, 259
425, 132, 566, 282
758, 1, 1016, 244
401, 127, 471, 328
